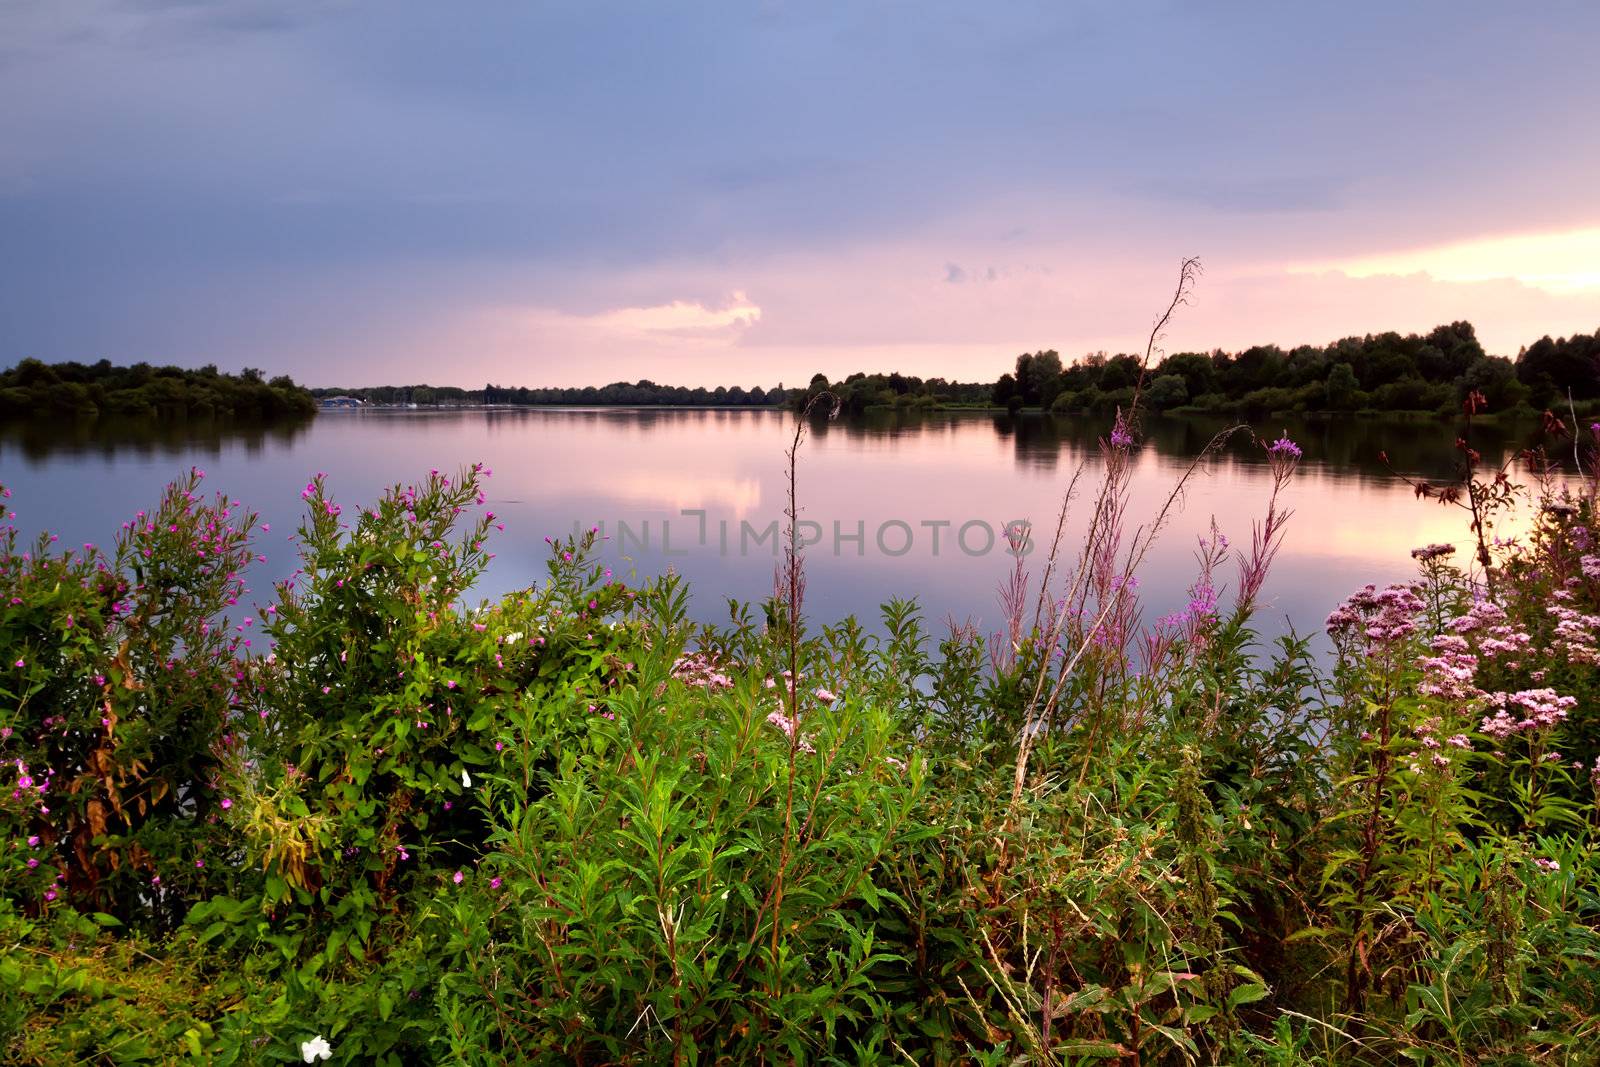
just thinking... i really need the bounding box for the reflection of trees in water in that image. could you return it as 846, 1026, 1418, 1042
0, 414, 314, 463
472, 406, 772, 436
3, 407, 1557, 485
799, 408, 1557, 481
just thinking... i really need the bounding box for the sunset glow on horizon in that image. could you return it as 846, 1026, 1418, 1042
1297, 225, 1600, 295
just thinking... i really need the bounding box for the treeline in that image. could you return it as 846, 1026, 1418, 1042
992, 321, 1600, 417
788, 371, 992, 414
0, 359, 316, 421
313, 380, 789, 407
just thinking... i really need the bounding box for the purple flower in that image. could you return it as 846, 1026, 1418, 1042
1266, 435, 1302, 460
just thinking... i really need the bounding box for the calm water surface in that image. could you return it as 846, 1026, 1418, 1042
0, 409, 1534, 654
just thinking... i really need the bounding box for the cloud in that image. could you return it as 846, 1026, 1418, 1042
1294, 225, 1600, 294
596, 292, 762, 337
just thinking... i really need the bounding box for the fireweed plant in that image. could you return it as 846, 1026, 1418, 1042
2, 307, 1597, 1065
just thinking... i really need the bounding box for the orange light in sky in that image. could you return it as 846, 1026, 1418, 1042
1297, 226, 1600, 293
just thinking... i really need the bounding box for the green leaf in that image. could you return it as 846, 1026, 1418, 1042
1228, 982, 1269, 1008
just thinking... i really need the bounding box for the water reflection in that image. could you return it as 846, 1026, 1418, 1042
0, 413, 314, 462
796, 408, 1543, 481
0, 407, 1559, 655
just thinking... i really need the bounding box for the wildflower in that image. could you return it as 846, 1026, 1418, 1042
490, 877, 502, 889
1410, 543, 1456, 562
461, 769, 472, 788
220, 798, 233, 810
814, 687, 837, 703
27, 835, 39, 846
1534, 858, 1561, 873
300, 1035, 333, 1062
1266, 434, 1302, 460
453, 870, 464, 885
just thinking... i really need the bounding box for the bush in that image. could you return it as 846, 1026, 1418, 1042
2, 470, 256, 928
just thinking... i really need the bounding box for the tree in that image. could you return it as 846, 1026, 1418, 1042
1144, 374, 1189, 410
1517, 331, 1600, 402
993, 373, 1018, 408
1014, 350, 1063, 407
1325, 363, 1358, 410
1156, 353, 1216, 398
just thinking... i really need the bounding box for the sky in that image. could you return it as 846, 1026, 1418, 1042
2, 0, 1599, 389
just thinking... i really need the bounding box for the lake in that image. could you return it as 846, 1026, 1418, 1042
0, 408, 1536, 655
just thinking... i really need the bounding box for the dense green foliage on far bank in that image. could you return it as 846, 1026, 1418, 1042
0, 359, 317, 422
788, 321, 1600, 419
1005, 321, 1600, 418
3, 407, 1599, 1064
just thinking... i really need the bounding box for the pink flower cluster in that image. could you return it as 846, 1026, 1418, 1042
1417, 635, 1476, 700
1479, 688, 1577, 740
764, 708, 816, 754
1548, 590, 1600, 666
670, 651, 735, 691
1326, 584, 1425, 647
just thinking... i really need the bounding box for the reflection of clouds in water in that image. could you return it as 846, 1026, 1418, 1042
606, 473, 763, 517
6, 407, 1562, 663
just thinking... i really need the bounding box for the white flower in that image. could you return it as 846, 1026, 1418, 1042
504, 631, 524, 645
461, 769, 472, 788
301, 1035, 333, 1062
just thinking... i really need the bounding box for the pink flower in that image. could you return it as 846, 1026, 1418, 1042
453, 870, 465, 885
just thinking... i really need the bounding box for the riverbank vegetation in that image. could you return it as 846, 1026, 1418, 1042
0, 360, 316, 422
1003, 321, 1600, 419
3, 383, 1597, 1063
787, 321, 1600, 420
